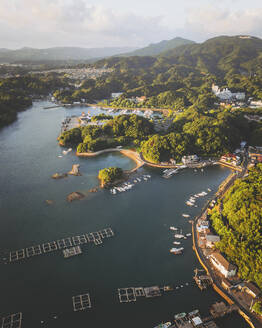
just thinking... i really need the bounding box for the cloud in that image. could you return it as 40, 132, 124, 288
0, 0, 173, 48
185, 6, 262, 40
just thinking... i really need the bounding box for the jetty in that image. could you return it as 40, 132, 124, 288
72, 293, 91, 311
9, 227, 115, 262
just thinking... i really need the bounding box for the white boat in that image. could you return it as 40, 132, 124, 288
170, 226, 178, 231
174, 234, 185, 239
58, 155, 63, 158
163, 169, 178, 178
186, 233, 191, 237
186, 201, 194, 206
182, 214, 190, 218
207, 188, 212, 192
173, 241, 181, 245
170, 247, 184, 254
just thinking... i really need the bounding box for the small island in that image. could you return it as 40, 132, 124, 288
98, 167, 124, 188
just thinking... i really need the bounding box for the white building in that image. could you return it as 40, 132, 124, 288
182, 155, 199, 165
212, 84, 245, 101
210, 252, 237, 278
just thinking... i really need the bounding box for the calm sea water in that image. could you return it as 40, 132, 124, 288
0, 102, 248, 327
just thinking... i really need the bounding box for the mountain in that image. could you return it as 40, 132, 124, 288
120, 37, 195, 57
0, 46, 137, 63
159, 35, 262, 75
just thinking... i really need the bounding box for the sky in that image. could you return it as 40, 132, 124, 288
1, 0, 262, 49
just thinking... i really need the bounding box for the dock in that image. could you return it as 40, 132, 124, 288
193, 268, 213, 290
1, 312, 22, 328
72, 293, 91, 311
63, 246, 82, 258
9, 227, 115, 262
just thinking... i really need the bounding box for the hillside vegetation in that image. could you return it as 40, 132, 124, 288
210, 164, 262, 289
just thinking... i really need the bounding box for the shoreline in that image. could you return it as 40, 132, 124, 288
76, 148, 222, 172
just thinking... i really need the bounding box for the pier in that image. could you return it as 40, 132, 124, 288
72, 293, 91, 311
9, 227, 115, 262
1, 312, 22, 328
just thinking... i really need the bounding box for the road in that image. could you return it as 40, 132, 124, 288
192, 152, 262, 328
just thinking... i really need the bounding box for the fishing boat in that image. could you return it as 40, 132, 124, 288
182, 214, 190, 218
186, 201, 194, 206
170, 247, 184, 254
186, 233, 191, 237
170, 226, 178, 231
173, 241, 181, 245
207, 188, 211, 192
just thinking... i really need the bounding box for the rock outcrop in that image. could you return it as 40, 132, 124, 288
52, 173, 68, 179
68, 164, 81, 176
66, 191, 85, 202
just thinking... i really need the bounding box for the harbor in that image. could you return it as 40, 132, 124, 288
0, 101, 248, 328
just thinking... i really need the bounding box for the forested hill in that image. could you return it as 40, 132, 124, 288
159, 35, 262, 76
95, 35, 262, 77
210, 164, 262, 289
119, 37, 195, 57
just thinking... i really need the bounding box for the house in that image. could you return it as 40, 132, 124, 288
220, 153, 241, 165
206, 234, 221, 248
197, 220, 210, 233
248, 146, 262, 163
136, 96, 147, 103
210, 252, 237, 278
182, 155, 199, 165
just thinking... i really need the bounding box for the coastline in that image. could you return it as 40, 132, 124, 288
191, 169, 261, 328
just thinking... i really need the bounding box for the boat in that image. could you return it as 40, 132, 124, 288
174, 312, 187, 320
186, 201, 194, 206
163, 286, 173, 292
186, 233, 191, 237
58, 155, 63, 158
207, 188, 211, 192
182, 214, 190, 218
173, 241, 181, 245
174, 233, 184, 239
154, 322, 172, 328
163, 169, 178, 178
170, 247, 184, 254
170, 226, 178, 231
